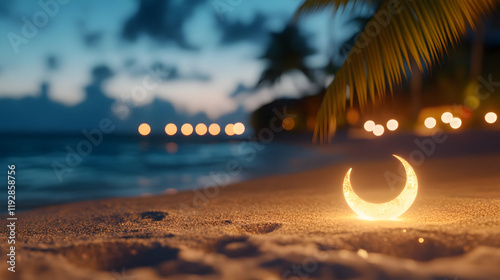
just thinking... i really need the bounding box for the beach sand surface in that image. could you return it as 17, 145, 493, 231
2, 132, 500, 280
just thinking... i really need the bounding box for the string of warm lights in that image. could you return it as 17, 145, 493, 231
427, 111, 497, 129
138, 122, 246, 136
363, 119, 398, 137
363, 111, 497, 136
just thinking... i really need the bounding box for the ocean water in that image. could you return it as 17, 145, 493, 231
1, 135, 338, 210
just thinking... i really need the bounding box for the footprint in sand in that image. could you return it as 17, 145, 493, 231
240, 222, 281, 234
140, 211, 168, 221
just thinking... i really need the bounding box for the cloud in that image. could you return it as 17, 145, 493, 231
218, 12, 269, 45
123, 59, 136, 69
230, 83, 254, 97
104, 43, 264, 120
83, 32, 103, 48
0, 64, 222, 133
126, 62, 211, 82
121, 0, 206, 49
148, 62, 211, 82
234, 71, 320, 113
77, 19, 104, 48
105, 72, 239, 120
91, 64, 114, 85
0, 1, 15, 20
46, 55, 59, 71
0, 68, 42, 100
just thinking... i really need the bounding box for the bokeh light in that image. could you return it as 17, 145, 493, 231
364, 120, 375, 132
464, 95, 480, 110
424, 117, 437, 129
181, 123, 193, 136
485, 112, 497, 124
195, 123, 207, 136
225, 124, 235, 136
450, 118, 462, 129
346, 108, 360, 125
138, 123, 151, 136
282, 117, 295, 130
208, 124, 221, 136
233, 122, 245, 135
386, 119, 398, 131
373, 124, 384, 136
441, 112, 453, 123
164, 123, 177, 136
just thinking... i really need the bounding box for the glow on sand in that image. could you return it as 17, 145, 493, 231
343, 155, 418, 220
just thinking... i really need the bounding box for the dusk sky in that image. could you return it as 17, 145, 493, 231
0, 0, 367, 133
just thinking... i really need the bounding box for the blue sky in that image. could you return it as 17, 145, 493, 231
0, 0, 364, 133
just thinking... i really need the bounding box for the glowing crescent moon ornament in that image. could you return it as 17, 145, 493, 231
343, 155, 418, 220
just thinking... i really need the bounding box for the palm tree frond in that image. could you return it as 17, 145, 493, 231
310, 0, 497, 144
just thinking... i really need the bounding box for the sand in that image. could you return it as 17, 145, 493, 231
1, 132, 500, 280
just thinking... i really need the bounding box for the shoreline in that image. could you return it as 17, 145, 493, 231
11, 129, 500, 212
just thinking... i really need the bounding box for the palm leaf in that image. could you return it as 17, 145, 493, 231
295, 0, 497, 144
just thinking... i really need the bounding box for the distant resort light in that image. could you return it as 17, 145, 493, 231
282, 117, 295, 131
373, 124, 384, 136
386, 119, 398, 131
209, 124, 221, 136
424, 117, 437, 129
441, 112, 453, 124
165, 123, 177, 136
233, 122, 245, 135
138, 123, 151, 136
485, 112, 497, 124
225, 124, 235, 136
464, 95, 480, 110
181, 123, 193, 136
346, 108, 360, 125
364, 120, 375, 132
450, 118, 462, 129
195, 123, 208, 136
